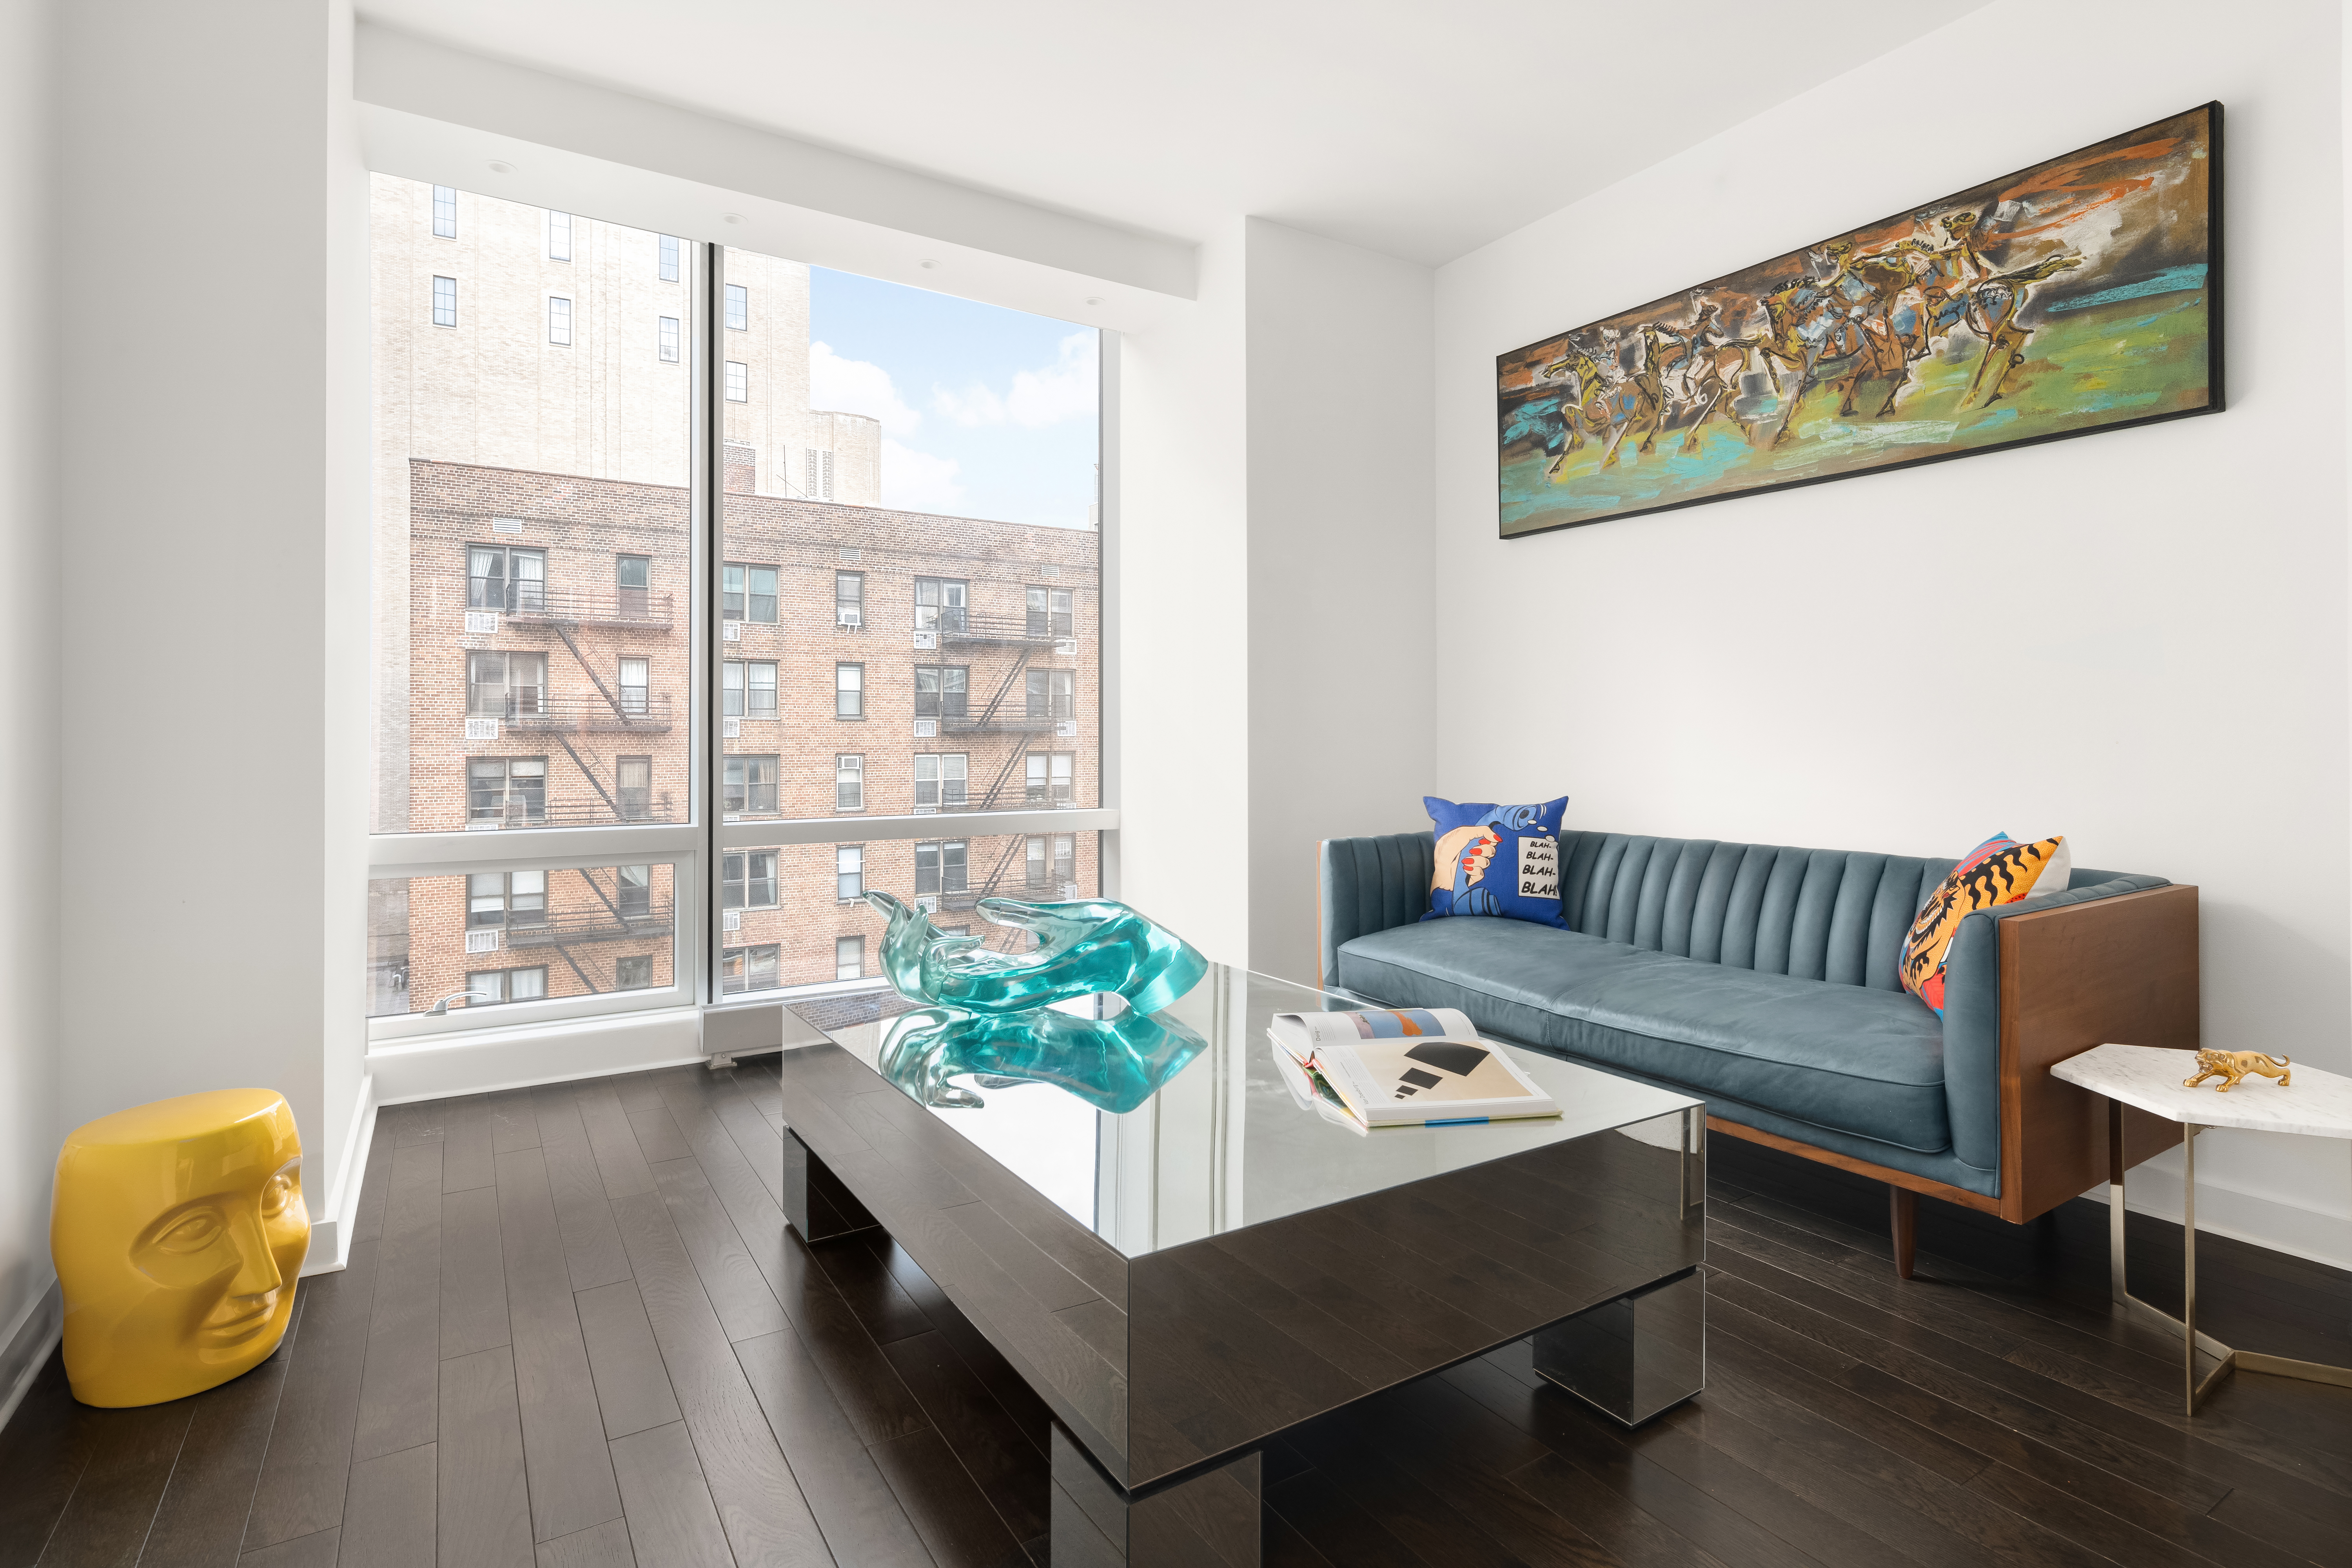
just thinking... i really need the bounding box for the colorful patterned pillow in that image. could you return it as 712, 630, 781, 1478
1900, 833, 2070, 1014
1421, 795, 1570, 929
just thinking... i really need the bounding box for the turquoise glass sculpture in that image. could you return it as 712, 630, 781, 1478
864, 891, 1208, 1016
875, 1003, 1209, 1114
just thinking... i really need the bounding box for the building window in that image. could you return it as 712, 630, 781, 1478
914, 577, 967, 633
1026, 668, 1074, 719
1027, 586, 1073, 637
467, 967, 548, 1005
802, 448, 833, 500
836, 755, 863, 811
468, 544, 545, 611
1027, 835, 1074, 889
466, 757, 546, 824
913, 666, 968, 720
720, 945, 779, 995
467, 870, 546, 929
835, 663, 863, 719
466, 650, 548, 717
1026, 751, 1074, 806
548, 211, 572, 261
616, 554, 650, 616
432, 275, 457, 328
431, 184, 457, 239
723, 755, 779, 815
616, 756, 651, 820
722, 661, 777, 718
724, 361, 748, 401
616, 954, 653, 990
617, 864, 652, 919
548, 296, 572, 346
725, 282, 747, 330
835, 572, 863, 628
835, 936, 864, 982
618, 658, 649, 715
658, 316, 679, 363
723, 851, 778, 909
914, 841, 968, 897
658, 234, 679, 282
721, 563, 777, 622
914, 753, 968, 809
837, 846, 864, 902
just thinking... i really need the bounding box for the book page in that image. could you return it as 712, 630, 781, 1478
1343, 1039, 1538, 1106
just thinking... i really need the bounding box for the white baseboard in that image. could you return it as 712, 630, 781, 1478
299, 1071, 378, 1278
2080, 1169, 2352, 1274
0, 1278, 62, 1434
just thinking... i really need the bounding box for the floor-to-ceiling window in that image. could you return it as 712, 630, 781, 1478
365, 176, 1107, 1032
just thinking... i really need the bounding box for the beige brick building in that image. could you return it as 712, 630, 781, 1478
368, 175, 1098, 1013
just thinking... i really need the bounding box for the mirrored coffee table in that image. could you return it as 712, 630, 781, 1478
780, 963, 1705, 1567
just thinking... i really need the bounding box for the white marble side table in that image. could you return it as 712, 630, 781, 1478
2050, 1044, 2352, 1415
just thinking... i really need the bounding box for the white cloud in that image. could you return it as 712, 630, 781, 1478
933, 332, 1098, 428
882, 439, 964, 513
809, 341, 920, 436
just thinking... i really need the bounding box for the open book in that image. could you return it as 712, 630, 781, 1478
1268, 1007, 1559, 1130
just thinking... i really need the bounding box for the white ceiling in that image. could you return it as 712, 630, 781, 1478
358, 0, 1965, 268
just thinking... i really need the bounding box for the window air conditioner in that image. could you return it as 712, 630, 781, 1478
723, 621, 742, 642
722, 717, 741, 739
912, 630, 937, 650
464, 929, 500, 954
723, 910, 741, 932
1054, 639, 1078, 656
916, 895, 939, 914
464, 611, 499, 635
491, 517, 523, 535
1056, 720, 1077, 737
913, 719, 937, 739
1060, 882, 1080, 900
464, 717, 499, 741
913, 805, 935, 816
837, 607, 862, 628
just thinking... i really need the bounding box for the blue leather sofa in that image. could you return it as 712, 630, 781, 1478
1319, 829, 2199, 1271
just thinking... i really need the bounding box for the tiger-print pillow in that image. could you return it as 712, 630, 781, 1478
1900, 834, 2069, 1015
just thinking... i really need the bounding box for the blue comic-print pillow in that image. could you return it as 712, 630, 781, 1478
1421, 795, 1570, 928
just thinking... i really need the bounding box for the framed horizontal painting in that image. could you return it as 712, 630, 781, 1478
1497, 103, 2223, 539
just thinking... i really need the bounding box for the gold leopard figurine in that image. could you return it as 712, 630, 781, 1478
2182, 1049, 2292, 1092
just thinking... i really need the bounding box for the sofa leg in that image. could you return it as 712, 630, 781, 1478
1890, 1185, 1917, 1280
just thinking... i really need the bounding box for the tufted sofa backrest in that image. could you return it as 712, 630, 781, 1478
1559, 835, 1953, 993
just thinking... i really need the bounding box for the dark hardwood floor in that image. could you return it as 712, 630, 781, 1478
4, 1056, 2348, 1567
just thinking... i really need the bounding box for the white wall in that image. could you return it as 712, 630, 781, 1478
1435, 0, 2352, 1265
0, 0, 62, 1423
58, 0, 372, 1265
1114, 222, 1254, 966
1245, 219, 1436, 985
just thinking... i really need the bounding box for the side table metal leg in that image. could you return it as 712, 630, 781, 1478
1532, 1267, 1705, 1427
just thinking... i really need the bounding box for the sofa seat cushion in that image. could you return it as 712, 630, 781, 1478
1335, 917, 1950, 1153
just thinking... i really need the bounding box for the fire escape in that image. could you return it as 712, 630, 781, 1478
479, 579, 677, 823
498, 867, 673, 994
925, 607, 1080, 920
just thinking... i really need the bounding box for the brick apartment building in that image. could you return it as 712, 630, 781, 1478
367, 174, 1100, 1015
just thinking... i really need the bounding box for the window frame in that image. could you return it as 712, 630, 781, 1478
659, 315, 680, 363
432, 185, 457, 239
431, 274, 457, 328
548, 210, 573, 261
367, 232, 1116, 1044
724, 360, 747, 401
548, 295, 573, 346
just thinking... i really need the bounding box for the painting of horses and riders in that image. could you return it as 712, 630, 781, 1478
1497, 103, 2222, 538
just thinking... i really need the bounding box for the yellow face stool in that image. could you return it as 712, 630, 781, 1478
52, 1089, 310, 1406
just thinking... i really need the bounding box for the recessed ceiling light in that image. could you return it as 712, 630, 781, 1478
918, 258, 938, 270
487, 160, 516, 174
721, 212, 745, 225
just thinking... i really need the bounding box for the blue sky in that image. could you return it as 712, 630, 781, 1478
808, 268, 1099, 529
